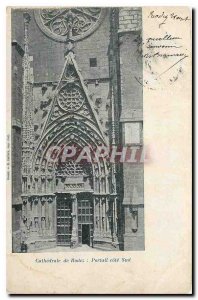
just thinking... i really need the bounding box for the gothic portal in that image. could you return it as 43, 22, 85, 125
11, 8, 144, 252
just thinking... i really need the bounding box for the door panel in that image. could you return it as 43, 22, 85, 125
78, 199, 93, 245
57, 197, 72, 245
82, 224, 90, 245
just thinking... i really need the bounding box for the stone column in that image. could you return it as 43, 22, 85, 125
34, 197, 39, 233
22, 197, 27, 224
93, 196, 96, 234
99, 196, 102, 236
38, 177, 41, 193
34, 177, 38, 193
70, 193, 78, 248
106, 197, 111, 237
38, 197, 42, 236
21, 197, 28, 242
93, 196, 99, 238
41, 197, 46, 236
102, 197, 106, 236
114, 197, 118, 235
52, 196, 56, 235
112, 196, 118, 245
45, 199, 49, 232
30, 197, 38, 238
48, 197, 53, 235
27, 197, 32, 233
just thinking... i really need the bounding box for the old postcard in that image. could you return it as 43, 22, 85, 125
7, 6, 192, 294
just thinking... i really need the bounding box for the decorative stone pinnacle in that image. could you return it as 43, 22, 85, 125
23, 12, 31, 24
23, 12, 31, 53
64, 41, 75, 57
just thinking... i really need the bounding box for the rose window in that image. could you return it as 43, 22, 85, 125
34, 8, 105, 42
58, 85, 85, 112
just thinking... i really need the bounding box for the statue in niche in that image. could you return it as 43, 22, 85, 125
95, 97, 102, 108
96, 216, 99, 228
131, 209, 138, 233
41, 216, 46, 234
102, 217, 105, 230
34, 217, 39, 229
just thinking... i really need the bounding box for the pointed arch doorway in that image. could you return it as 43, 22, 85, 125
30, 49, 119, 251
56, 192, 94, 248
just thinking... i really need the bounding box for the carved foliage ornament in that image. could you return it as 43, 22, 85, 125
34, 8, 105, 42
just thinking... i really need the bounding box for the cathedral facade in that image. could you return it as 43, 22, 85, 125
11, 7, 144, 252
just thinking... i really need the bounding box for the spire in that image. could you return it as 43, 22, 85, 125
23, 12, 31, 54
111, 86, 117, 195
111, 86, 116, 145
22, 12, 34, 181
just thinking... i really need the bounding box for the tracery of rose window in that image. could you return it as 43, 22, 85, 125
57, 83, 85, 112
34, 8, 105, 42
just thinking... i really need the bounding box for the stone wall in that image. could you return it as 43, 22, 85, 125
11, 9, 25, 47
117, 8, 144, 250
118, 7, 142, 33
12, 229, 21, 253
18, 9, 111, 83
119, 32, 143, 121
124, 204, 144, 250
12, 42, 23, 207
